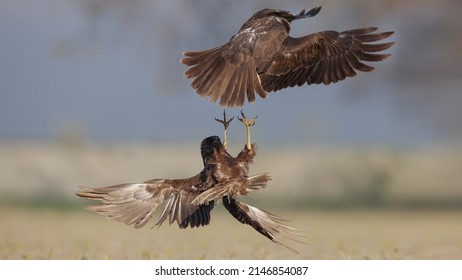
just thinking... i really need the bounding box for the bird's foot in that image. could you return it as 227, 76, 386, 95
237, 111, 257, 128
238, 111, 257, 150
215, 110, 234, 130
215, 110, 234, 150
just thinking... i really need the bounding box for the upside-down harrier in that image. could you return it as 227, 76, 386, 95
182, 6, 395, 107
76, 112, 304, 252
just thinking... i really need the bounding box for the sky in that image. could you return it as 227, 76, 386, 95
1, 0, 460, 148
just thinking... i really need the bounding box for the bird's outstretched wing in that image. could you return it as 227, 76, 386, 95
223, 196, 305, 253
76, 177, 213, 229
261, 27, 395, 91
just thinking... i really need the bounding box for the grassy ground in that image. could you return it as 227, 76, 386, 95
1, 142, 461, 259
1, 206, 461, 259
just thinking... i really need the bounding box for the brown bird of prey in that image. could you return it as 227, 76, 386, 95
76, 112, 304, 252
182, 6, 395, 107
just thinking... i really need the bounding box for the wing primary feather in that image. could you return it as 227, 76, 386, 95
361, 42, 395, 52
154, 195, 175, 227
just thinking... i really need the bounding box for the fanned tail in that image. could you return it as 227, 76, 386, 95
223, 196, 306, 254
182, 46, 267, 107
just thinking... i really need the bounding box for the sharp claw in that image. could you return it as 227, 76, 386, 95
238, 110, 257, 127
215, 110, 234, 129
238, 111, 257, 150
215, 110, 234, 150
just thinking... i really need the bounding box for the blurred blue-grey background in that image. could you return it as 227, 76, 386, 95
1, 0, 461, 207
2, 0, 461, 146
2, 0, 462, 260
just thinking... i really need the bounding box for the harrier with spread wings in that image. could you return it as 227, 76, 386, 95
76, 112, 304, 252
182, 6, 395, 107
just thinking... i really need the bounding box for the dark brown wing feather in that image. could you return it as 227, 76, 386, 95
76, 176, 214, 229
179, 201, 215, 228
223, 196, 305, 253
261, 27, 395, 91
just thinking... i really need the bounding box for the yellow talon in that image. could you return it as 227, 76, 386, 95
238, 111, 257, 150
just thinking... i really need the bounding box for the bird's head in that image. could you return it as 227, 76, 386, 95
200, 136, 223, 164
248, 6, 321, 22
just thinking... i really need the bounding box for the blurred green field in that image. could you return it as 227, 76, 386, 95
2, 142, 462, 208
1, 206, 461, 259
1, 142, 461, 259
